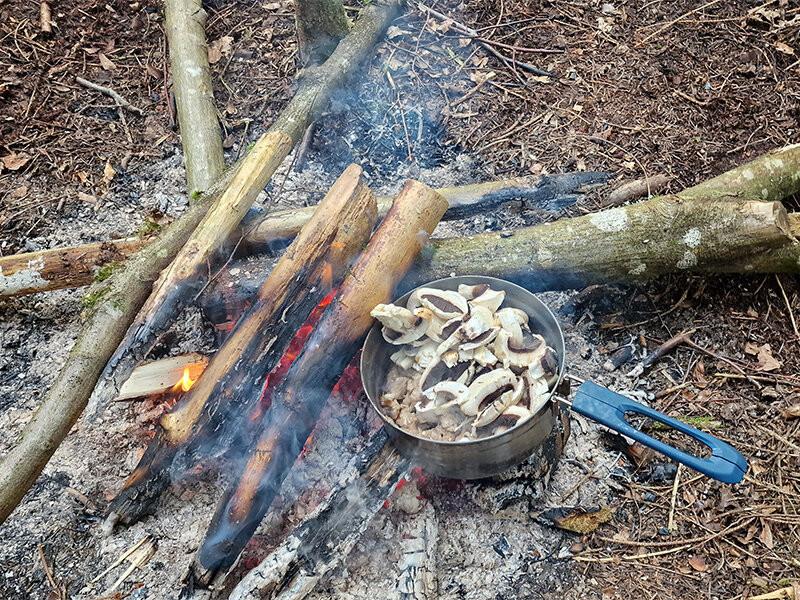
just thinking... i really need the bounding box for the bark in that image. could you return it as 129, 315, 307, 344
164, 0, 225, 195
104, 165, 377, 528
89, 0, 403, 415
413, 198, 794, 292
295, 0, 350, 66
190, 181, 448, 585
0, 173, 608, 298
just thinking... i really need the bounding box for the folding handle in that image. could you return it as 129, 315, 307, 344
571, 381, 748, 484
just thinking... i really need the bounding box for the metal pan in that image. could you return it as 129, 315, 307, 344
361, 275, 748, 483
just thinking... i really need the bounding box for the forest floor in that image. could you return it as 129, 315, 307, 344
1, 0, 799, 598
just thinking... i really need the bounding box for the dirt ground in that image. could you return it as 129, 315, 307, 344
1, 0, 799, 599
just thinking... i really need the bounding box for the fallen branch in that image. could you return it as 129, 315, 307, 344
190, 180, 448, 585
88, 0, 403, 416
104, 165, 376, 528
75, 77, 145, 116
627, 329, 695, 378
0, 172, 607, 297
164, 0, 225, 194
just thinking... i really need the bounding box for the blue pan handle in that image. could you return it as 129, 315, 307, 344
571, 381, 748, 484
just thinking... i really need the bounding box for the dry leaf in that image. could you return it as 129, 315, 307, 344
780, 404, 800, 419
540, 506, 614, 534
756, 344, 782, 372
103, 160, 116, 183
775, 41, 795, 55
385, 25, 406, 39
687, 555, 708, 572
208, 36, 234, 64
744, 341, 760, 355
458, 37, 472, 48
10, 185, 29, 198
758, 520, 774, 549
98, 53, 116, 71
1, 152, 31, 171
77, 191, 97, 203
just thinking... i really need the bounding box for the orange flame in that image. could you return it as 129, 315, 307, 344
173, 366, 196, 393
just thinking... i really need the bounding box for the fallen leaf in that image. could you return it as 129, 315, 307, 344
688, 555, 708, 572
98, 53, 116, 71
77, 191, 97, 203
458, 37, 471, 48
208, 36, 234, 64
744, 341, 760, 355
1, 152, 31, 171
540, 506, 614, 534
103, 160, 116, 183
756, 344, 782, 372
775, 41, 795, 55
780, 404, 800, 419
10, 185, 29, 198
759, 520, 774, 549
385, 25, 406, 39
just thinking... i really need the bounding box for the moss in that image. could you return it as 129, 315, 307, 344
190, 189, 203, 202
81, 286, 110, 309
651, 416, 722, 431
136, 219, 162, 238
94, 262, 120, 282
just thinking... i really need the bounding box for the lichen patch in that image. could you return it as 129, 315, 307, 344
676, 251, 697, 269
682, 228, 701, 248
589, 207, 628, 232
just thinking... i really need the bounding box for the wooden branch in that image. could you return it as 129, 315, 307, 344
190, 180, 448, 585
295, 0, 350, 66
414, 198, 795, 292
164, 0, 225, 194
75, 77, 145, 115
227, 430, 409, 600
105, 165, 377, 528
0, 173, 608, 297
0, 238, 144, 296
88, 0, 403, 417
115, 353, 208, 401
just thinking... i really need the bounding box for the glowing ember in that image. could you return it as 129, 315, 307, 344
172, 366, 196, 393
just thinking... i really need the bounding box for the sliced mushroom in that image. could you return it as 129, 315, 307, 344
372, 304, 428, 345
389, 349, 415, 370
527, 345, 559, 379
459, 368, 517, 416
460, 327, 499, 351
462, 305, 494, 340
415, 381, 468, 424
417, 288, 469, 320
497, 404, 533, 428
442, 349, 459, 368
494, 329, 548, 368
423, 314, 461, 343
524, 372, 551, 414
495, 308, 527, 347
455, 362, 477, 386
473, 376, 525, 428
413, 341, 440, 371
472, 345, 498, 367
470, 288, 505, 313
457, 283, 490, 300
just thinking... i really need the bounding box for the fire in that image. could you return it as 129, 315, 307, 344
173, 366, 196, 393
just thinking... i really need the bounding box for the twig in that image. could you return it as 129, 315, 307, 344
638, 0, 722, 45
596, 517, 753, 549
627, 328, 695, 378
775, 275, 799, 339
450, 72, 495, 107
37, 545, 65, 600
417, 2, 555, 77
75, 76, 145, 115
683, 339, 763, 390
574, 543, 692, 563
667, 464, 682, 532
39, 1, 52, 33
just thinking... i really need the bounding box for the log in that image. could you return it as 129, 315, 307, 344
412, 198, 795, 292
395, 502, 439, 600
104, 165, 376, 528
164, 0, 225, 195
190, 180, 448, 585
227, 430, 409, 600
115, 353, 208, 401
295, 0, 350, 66
0, 173, 609, 298
88, 0, 403, 415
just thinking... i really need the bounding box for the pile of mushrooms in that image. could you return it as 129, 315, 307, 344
370, 283, 559, 442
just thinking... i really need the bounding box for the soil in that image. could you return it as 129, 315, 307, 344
1, 0, 799, 599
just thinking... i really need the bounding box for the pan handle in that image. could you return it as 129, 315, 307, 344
571, 381, 748, 484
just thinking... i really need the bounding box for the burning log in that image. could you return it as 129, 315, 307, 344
105, 165, 377, 528
189, 180, 448, 586
0, 173, 608, 298
227, 430, 409, 600
395, 502, 439, 600
88, 0, 404, 418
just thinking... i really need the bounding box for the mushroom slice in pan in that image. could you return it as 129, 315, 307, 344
372, 304, 428, 345
462, 305, 494, 340
473, 376, 525, 428
417, 288, 469, 320
497, 404, 534, 428
494, 329, 548, 369
424, 314, 462, 343
442, 349, 459, 368
389, 349, 415, 370
495, 308, 527, 347
412, 341, 440, 371
472, 345, 498, 367
469, 289, 506, 313
457, 283, 491, 300
459, 368, 517, 416
415, 381, 468, 424
525, 372, 551, 414
527, 345, 559, 379
460, 327, 499, 351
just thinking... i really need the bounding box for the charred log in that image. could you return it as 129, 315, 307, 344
105, 165, 377, 528
189, 180, 448, 585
